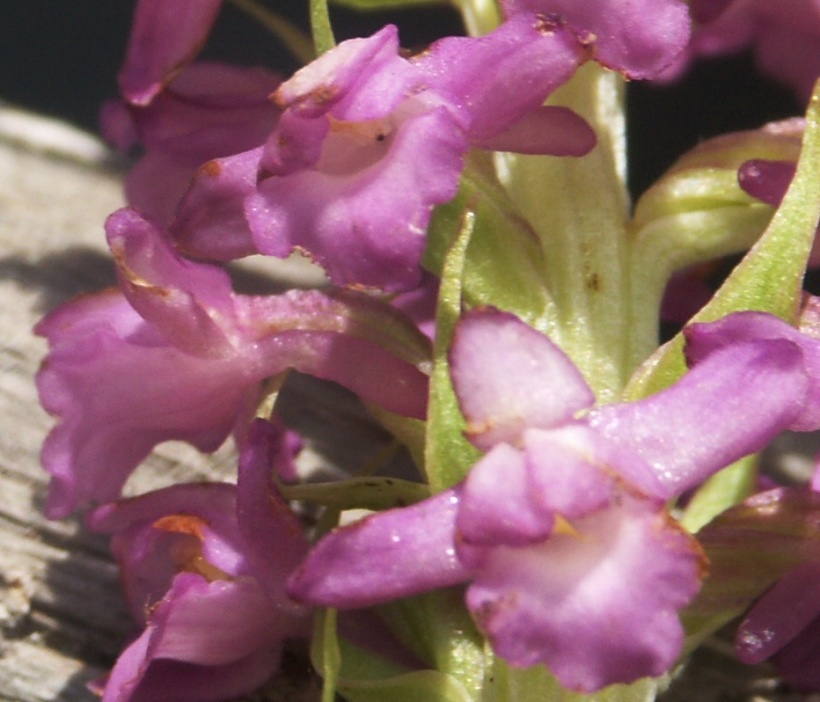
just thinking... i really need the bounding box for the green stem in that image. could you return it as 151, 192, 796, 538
625, 203, 773, 371
451, 0, 503, 35
495, 63, 631, 400
311, 0, 337, 54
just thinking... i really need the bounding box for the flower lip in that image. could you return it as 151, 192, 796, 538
85, 420, 311, 702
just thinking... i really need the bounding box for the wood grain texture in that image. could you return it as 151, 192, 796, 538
1, 108, 129, 702
2, 107, 819, 702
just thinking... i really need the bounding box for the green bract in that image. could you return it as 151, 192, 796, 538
627, 85, 820, 400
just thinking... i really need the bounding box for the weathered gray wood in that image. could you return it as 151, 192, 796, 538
0, 107, 129, 702
2, 106, 820, 702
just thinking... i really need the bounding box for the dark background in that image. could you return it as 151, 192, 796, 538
0, 1, 802, 197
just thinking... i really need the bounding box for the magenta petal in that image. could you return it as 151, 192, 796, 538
89, 482, 241, 618
735, 156, 820, 267
522, 425, 627, 517
755, 18, 820, 103
473, 106, 596, 156
235, 25, 470, 290
124, 152, 206, 226
89, 421, 310, 619
503, 0, 691, 78
129, 62, 281, 156
273, 26, 414, 120
100, 99, 137, 152
117, 575, 276, 666
101, 576, 283, 702
772, 619, 820, 693
235, 290, 431, 419
588, 337, 808, 498
685, 312, 820, 431
457, 426, 628, 550
103, 640, 279, 702
36, 287, 430, 515
466, 492, 703, 691
106, 208, 235, 356
111, 62, 281, 223
149, 576, 284, 664
661, 268, 716, 323
258, 110, 328, 178
173, 148, 261, 261
458, 443, 555, 547
417, 14, 587, 142
738, 159, 796, 207
247, 105, 466, 290
737, 560, 820, 664
38, 212, 430, 514
35, 292, 251, 517
288, 489, 470, 608
88, 433, 310, 701
389, 271, 439, 340
102, 627, 154, 702
237, 419, 310, 601
118, 0, 223, 106
90, 439, 310, 702
689, 0, 734, 24
449, 309, 595, 450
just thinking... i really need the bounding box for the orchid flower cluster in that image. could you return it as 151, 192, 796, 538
34, 0, 820, 700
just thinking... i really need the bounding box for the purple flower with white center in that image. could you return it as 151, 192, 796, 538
35, 207, 430, 517
118, 0, 223, 107
244, 25, 467, 291
288, 308, 818, 691
87, 419, 309, 702
175, 17, 595, 290
501, 0, 692, 78
101, 61, 281, 223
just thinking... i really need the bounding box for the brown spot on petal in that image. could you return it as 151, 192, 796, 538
199, 160, 221, 177
127, 279, 173, 300
277, 83, 340, 112
473, 590, 519, 633
153, 513, 208, 540
534, 13, 563, 34
270, 89, 290, 110
153, 514, 234, 582
578, 30, 598, 48
654, 508, 710, 582
346, 281, 382, 293
109, 243, 168, 297
465, 418, 496, 437
308, 84, 339, 107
